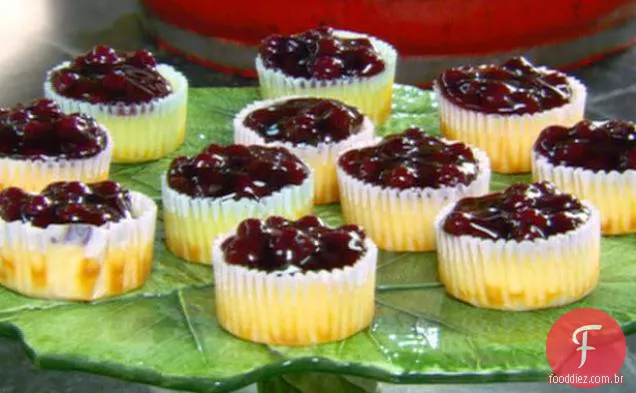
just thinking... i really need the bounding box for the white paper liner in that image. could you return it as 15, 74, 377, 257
213, 234, 377, 345
44, 63, 189, 163
0, 191, 157, 301
433, 75, 587, 174
532, 151, 636, 234
255, 30, 397, 125
336, 144, 491, 251
0, 131, 113, 193
233, 96, 375, 204
161, 169, 314, 264
434, 201, 601, 311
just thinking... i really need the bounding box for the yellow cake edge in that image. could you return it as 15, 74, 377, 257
212, 234, 378, 346
434, 200, 601, 311
0, 191, 157, 301
43, 63, 189, 163
232, 96, 376, 204
433, 76, 586, 174
0, 134, 112, 193
161, 170, 314, 264
255, 30, 397, 125
336, 144, 491, 251
532, 152, 636, 235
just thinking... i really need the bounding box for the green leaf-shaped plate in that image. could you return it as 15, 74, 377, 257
1, 86, 635, 393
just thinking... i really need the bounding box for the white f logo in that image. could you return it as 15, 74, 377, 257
572, 324, 603, 368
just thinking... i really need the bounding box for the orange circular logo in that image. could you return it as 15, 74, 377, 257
546, 308, 626, 388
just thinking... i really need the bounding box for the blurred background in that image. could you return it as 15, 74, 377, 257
2, 0, 636, 108
0, 0, 635, 392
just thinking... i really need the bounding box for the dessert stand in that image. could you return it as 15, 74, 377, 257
0, 85, 634, 393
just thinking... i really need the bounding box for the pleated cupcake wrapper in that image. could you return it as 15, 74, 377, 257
0, 133, 113, 193
161, 171, 314, 264
434, 201, 601, 311
336, 146, 491, 251
255, 30, 397, 125
44, 63, 189, 163
532, 152, 636, 235
213, 235, 377, 346
433, 75, 586, 174
233, 96, 375, 204
0, 192, 157, 301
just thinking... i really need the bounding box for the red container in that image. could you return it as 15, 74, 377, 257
142, 0, 636, 84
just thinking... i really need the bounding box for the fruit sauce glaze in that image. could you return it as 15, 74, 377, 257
167, 144, 309, 199
338, 128, 479, 189
51, 45, 172, 104
221, 216, 367, 273
442, 182, 590, 241
535, 120, 636, 171
0, 181, 131, 228
0, 99, 107, 159
243, 97, 364, 145
259, 26, 385, 80
437, 57, 572, 115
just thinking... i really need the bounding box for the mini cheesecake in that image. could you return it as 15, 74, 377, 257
434, 57, 586, 173
436, 181, 600, 311
0, 181, 157, 300
336, 128, 490, 251
533, 120, 636, 234
234, 96, 374, 204
44, 45, 188, 163
0, 98, 112, 192
256, 26, 397, 124
213, 215, 377, 346
162, 144, 313, 264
